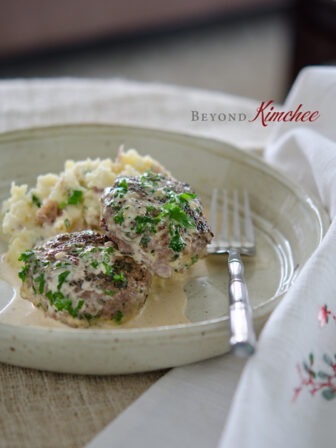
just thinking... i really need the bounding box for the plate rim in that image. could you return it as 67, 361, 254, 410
0, 123, 330, 339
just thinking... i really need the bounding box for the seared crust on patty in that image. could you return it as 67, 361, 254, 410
19, 230, 151, 327
101, 172, 213, 278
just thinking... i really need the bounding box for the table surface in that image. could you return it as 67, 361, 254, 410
0, 362, 166, 447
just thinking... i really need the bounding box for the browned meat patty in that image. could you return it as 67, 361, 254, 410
101, 172, 213, 278
18, 230, 151, 327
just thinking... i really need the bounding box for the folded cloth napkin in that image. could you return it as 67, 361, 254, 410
87, 67, 336, 448
219, 66, 336, 448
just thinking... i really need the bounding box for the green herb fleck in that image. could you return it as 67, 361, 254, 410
102, 262, 114, 277
169, 231, 186, 253
191, 255, 199, 265
113, 272, 125, 283
18, 250, 34, 262
59, 201, 67, 210
114, 310, 124, 324
135, 215, 159, 234
114, 212, 124, 225
90, 260, 99, 269
18, 265, 29, 282
45, 291, 84, 318
177, 192, 197, 204
55, 261, 71, 269
32, 194, 42, 208
114, 178, 129, 197
146, 205, 156, 213
64, 218, 71, 229
104, 289, 116, 296
59, 190, 83, 209
162, 203, 195, 228
140, 234, 151, 248
68, 190, 83, 205
57, 271, 70, 290
35, 273, 45, 294
141, 171, 161, 185
77, 300, 84, 311
112, 272, 127, 289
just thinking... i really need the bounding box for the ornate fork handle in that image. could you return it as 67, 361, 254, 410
228, 248, 256, 357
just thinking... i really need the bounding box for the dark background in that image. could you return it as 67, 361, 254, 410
0, 0, 335, 102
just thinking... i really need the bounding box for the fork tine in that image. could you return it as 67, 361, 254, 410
220, 190, 229, 246
206, 188, 256, 355
243, 190, 255, 247
232, 190, 240, 247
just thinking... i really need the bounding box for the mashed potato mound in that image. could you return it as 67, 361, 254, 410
1, 148, 169, 268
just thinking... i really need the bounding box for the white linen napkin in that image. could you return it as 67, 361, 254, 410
220, 67, 336, 448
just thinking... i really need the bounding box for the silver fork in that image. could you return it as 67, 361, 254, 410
207, 189, 257, 357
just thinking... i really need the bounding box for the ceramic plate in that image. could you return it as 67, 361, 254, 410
0, 125, 329, 374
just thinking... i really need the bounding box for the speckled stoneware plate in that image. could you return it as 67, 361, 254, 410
0, 125, 329, 374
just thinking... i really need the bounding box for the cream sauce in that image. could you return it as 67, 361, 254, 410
0, 254, 211, 329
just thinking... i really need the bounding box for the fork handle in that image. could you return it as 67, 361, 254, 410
228, 249, 256, 357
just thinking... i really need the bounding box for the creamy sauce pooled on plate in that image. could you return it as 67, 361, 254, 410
0, 255, 211, 329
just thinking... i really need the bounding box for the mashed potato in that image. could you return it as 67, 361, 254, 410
1, 148, 169, 268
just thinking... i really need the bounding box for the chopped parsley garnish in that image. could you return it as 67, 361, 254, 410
35, 273, 45, 294
177, 192, 197, 204
104, 289, 116, 296
55, 261, 71, 269
146, 205, 156, 212
114, 212, 124, 225
114, 310, 123, 324
162, 203, 195, 228
57, 271, 70, 290
140, 234, 151, 248
64, 218, 71, 229
114, 178, 129, 197
67, 190, 83, 205
59, 190, 83, 209
102, 262, 114, 277
169, 231, 186, 253
18, 250, 34, 262
102, 262, 127, 288
191, 255, 199, 264
45, 291, 84, 318
141, 171, 161, 185
112, 272, 127, 289
113, 272, 125, 283
90, 260, 99, 269
135, 215, 159, 234
31, 194, 42, 208
18, 265, 29, 282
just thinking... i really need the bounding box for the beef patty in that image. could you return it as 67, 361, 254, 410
101, 172, 213, 278
19, 230, 151, 326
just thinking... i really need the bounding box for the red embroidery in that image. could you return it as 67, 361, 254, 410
318, 305, 336, 327
293, 353, 336, 401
